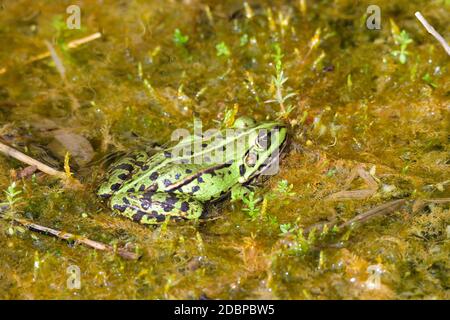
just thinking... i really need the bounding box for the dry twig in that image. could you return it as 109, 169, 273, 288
0, 141, 66, 179
13, 217, 140, 260
339, 199, 405, 229
0, 32, 102, 75
415, 12, 450, 56
44, 40, 81, 110
326, 166, 378, 200
14, 165, 38, 180
305, 198, 450, 235
0, 142, 138, 259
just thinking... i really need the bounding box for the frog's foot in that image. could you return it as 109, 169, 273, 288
110, 192, 206, 225
230, 184, 252, 202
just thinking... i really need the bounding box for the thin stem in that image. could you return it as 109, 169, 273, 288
13, 217, 140, 260
339, 199, 405, 229
415, 12, 450, 56
0, 32, 102, 75
304, 198, 450, 236
0, 141, 66, 179
44, 40, 80, 110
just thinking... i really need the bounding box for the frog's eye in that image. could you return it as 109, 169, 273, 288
244, 152, 258, 167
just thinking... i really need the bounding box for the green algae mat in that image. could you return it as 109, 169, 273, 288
0, 0, 449, 299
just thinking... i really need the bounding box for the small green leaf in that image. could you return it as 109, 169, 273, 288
239, 34, 249, 46
275, 179, 296, 196
422, 73, 437, 88
280, 223, 292, 234
173, 29, 189, 46
216, 42, 231, 57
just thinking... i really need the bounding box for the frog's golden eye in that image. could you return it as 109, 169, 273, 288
244, 152, 258, 167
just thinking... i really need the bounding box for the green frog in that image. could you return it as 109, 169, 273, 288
98, 117, 287, 224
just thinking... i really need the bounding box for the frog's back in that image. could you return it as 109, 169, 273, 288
122, 161, 240, 202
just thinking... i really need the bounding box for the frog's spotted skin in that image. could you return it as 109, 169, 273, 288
98, 151, 151, 198
110, 192, 205, 223
98, 117, 287, 225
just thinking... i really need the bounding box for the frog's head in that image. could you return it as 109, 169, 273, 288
231, 116, 287, 184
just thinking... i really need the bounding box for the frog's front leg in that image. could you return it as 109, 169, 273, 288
110, 192, 206, 225
230, 184, 252, 202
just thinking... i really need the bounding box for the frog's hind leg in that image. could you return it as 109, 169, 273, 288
97, 151, 149, 198
110, 192, 206, 225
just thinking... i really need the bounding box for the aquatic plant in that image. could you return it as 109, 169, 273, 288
173, 28, 189, 46
266, 43, 297, 118
1, 181, 22, 212
242, 191, 261, 220
391, 30, 413, 64
216, 41, 231, 57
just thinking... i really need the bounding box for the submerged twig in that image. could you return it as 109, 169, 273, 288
0, 32, 102, 75
12, 217, 140, 260
66, 32, 102, 49
15, 165, 38, 180
326, 166, 378, 200
305, 198, 450, 235
412, 198, 450, 213
415, 12, 450, 56
0, 141, 83, 189
0, 141, 66, 179
0, 143, 136, 260
423, 198, 450, 204
339, 199, 405, 229
44, 40, 81, 110
44, 40, 66, 79
326, 189, 376, 200
305, 199, 405, 234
